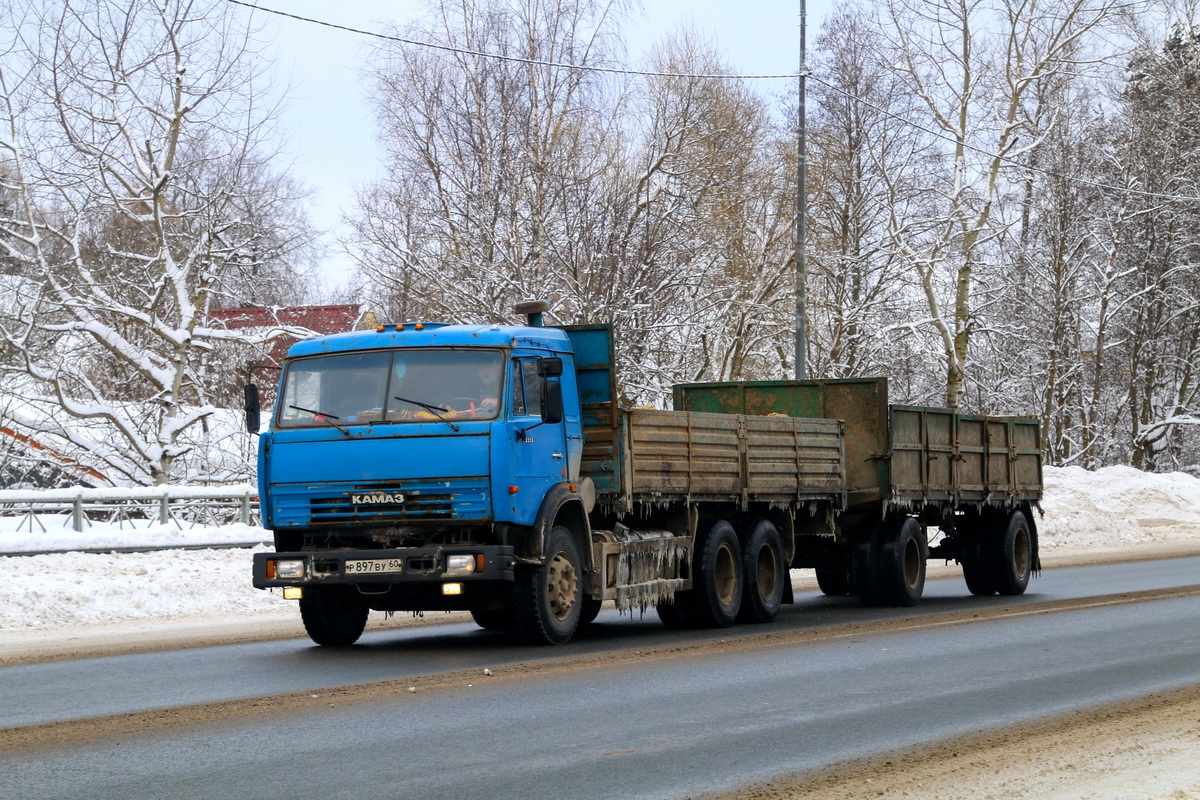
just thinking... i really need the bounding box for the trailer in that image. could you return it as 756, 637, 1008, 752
674, 377, 1043, 606
248, 309, 1042, 647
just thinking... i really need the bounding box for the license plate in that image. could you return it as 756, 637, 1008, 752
344, 558, 404, 575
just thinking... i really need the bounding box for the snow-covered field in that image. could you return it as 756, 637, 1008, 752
1, 465, 1198, 633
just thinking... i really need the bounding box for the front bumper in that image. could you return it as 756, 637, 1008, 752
252, 545, 515, 588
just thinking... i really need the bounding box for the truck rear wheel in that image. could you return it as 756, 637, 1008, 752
515, 526, 583, 645
655, 597, 692, 628
690, 519, 743, 628
299, 586, 369, 646
738, 519, 785, 623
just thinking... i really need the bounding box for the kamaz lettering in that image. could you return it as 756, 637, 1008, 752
351, 492, 405, 504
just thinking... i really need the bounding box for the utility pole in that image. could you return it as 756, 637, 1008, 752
794, 0, 808, 380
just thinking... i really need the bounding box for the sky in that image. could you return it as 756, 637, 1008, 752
237, 0, 833, 292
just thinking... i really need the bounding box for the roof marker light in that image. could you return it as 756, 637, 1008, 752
415, 323, 425, 330
396, 324, 404, 331
376, 325, 385, 332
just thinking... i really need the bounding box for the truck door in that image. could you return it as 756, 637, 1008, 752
504, 357, 569, 524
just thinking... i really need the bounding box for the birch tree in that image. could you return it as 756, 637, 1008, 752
806, 4, 933, 384
0, 0, 316, 485
879, 0, 1118, 407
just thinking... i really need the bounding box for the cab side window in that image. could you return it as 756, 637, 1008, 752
511, 360, 527, 416
511, 359, 544, 418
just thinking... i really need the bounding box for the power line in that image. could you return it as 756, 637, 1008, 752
227, 0, 1200, 204
224, 0, 796, 81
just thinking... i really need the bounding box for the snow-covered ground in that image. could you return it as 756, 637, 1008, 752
1, 465, 1198, 633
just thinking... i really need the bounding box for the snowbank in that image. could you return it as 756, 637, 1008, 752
0, 546, 291, 630
0, 466, 1197, 631
1038, 465, 1200, 549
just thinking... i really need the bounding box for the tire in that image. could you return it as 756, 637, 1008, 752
738, 519, 786, 623
815, 565, 854, 596
299, 585, 369, 646
993, 510, 1034, 596
515, 526, 583, 645
876, 516, 927, 607
688, 519, 743, 628
852, 525, 887, 607
960, 530, 998, 596
655, 597, 692, 629
469, 595, 517, 631
578, 596, 604, 626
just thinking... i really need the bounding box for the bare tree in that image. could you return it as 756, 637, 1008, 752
806, 4, 932, 384
0, 0, 317, 485
878, 0, 1118, 407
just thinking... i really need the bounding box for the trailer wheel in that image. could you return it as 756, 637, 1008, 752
960, 531, 999, 596
299, 586, 369, 646
515, 526, 583, 645
738, 519, 786, 623
877, 516, 927, 607
852, 525, 886, 607
815, 566, 854, 596
993, 511, 1034, 595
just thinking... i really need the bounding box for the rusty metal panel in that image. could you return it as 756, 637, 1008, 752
673, 377, 886, 507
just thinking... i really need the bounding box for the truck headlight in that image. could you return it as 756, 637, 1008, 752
275, 559, 306, 580
445, 554, 476, 576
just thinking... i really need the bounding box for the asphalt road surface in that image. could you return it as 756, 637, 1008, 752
3, 557, 1199, 800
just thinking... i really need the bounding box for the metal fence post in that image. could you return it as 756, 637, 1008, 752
73, 496, 84, 532
240, 493, 251, 526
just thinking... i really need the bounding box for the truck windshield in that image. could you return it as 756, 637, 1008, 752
276, 348, 505, 429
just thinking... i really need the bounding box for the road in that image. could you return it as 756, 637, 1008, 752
2, 557, 1199, 799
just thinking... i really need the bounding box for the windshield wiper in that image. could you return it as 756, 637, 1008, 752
288, 405, 351, 437
393, 396, 460, 432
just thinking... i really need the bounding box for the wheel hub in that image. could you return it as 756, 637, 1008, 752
547, 551, 578, 621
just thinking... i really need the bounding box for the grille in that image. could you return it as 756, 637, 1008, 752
310, 492, 455, 521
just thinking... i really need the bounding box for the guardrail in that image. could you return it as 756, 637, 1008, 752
0, 487, 261, 533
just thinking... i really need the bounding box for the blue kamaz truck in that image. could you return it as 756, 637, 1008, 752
248, 303, 1041, 647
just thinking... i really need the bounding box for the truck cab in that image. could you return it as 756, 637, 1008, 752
250, 318, 595, 645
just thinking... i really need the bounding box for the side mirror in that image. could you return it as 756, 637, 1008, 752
537, 357, 563, 378
244, 384, 261, 433
540, 379, 564, 424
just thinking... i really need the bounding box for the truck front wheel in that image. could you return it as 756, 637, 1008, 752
515, 526, 583, 645
299, 586, 369, 646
